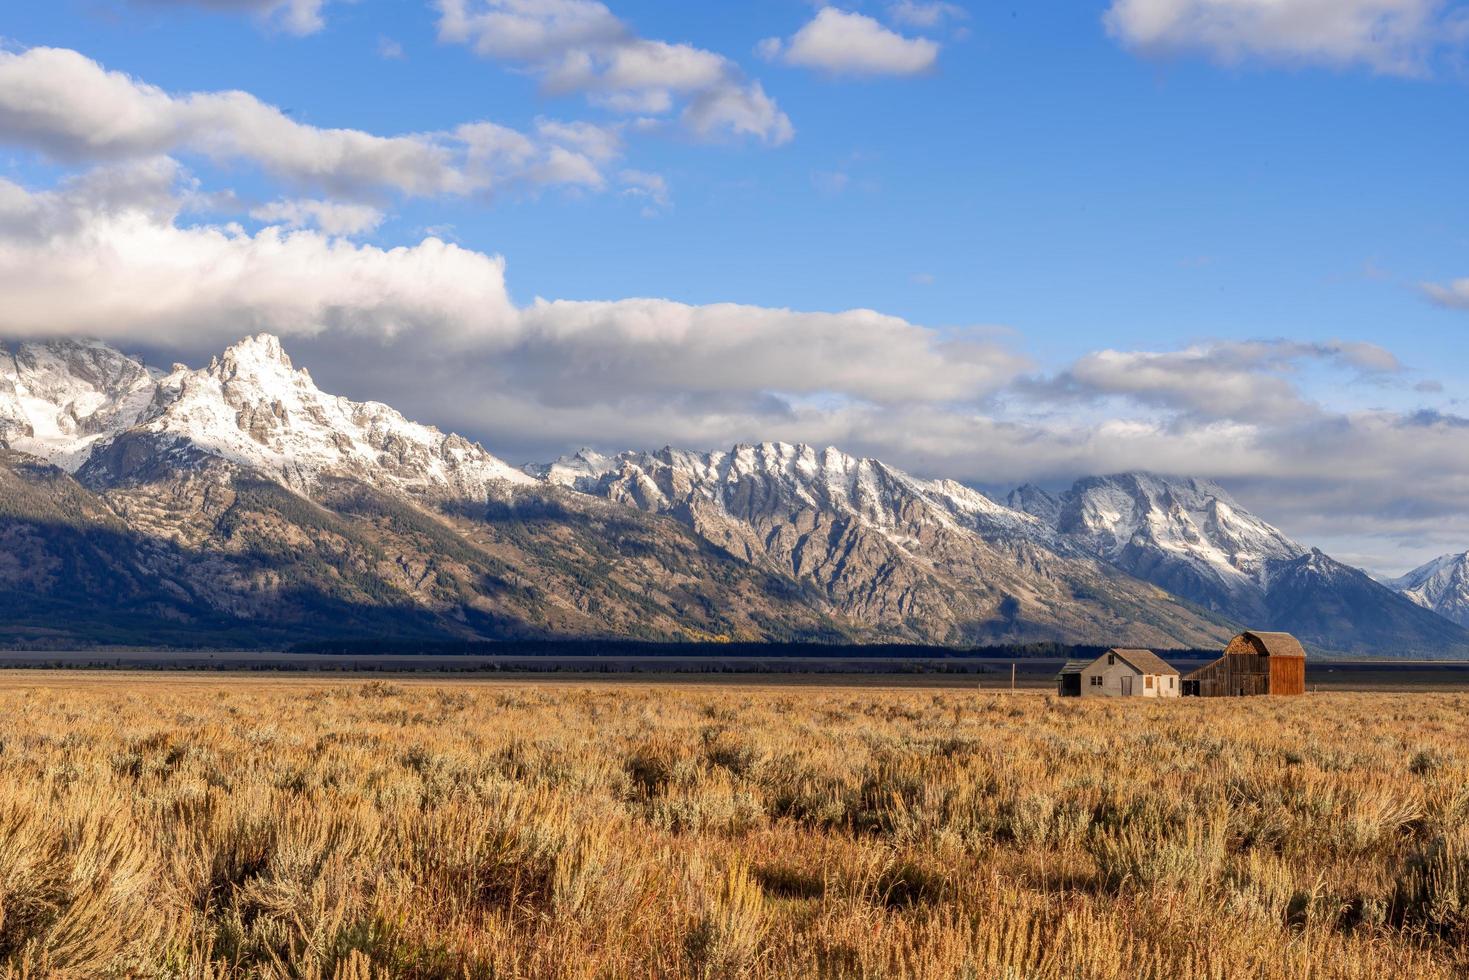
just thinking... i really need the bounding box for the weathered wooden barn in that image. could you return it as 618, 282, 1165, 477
1057, 648, 1181, 698
1181, 631, 1306, 697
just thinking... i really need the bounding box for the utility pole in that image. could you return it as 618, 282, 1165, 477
1011, 662, 1016, 692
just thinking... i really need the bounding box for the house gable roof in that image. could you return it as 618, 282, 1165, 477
1106, 648, 1180, 676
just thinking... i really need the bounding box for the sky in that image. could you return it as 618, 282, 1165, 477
2, 0, 1469, 575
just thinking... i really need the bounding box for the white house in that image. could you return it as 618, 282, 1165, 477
1057, 648, 1180, 698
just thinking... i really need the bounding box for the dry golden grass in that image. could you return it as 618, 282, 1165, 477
0, 674, 1466, 978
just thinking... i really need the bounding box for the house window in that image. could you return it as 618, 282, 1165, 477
1090, 676, 1102, 687
1145, 675, 1154, 689
1107, 654, 1116, 665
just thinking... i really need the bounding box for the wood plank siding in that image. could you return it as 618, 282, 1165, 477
1182, 631, 1306, 697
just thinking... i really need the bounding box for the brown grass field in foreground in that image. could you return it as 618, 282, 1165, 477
0, 674, 1467, 979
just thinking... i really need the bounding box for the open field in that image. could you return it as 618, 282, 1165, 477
4, 653, 1469, 690
1, 676, 1468, 977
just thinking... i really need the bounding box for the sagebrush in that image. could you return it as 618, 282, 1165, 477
0, 675, 1466, 978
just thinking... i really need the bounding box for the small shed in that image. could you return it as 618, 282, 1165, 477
1182, 630, 1306, 697
1056, 660, 1088, 697
1057, 648, 1180, 698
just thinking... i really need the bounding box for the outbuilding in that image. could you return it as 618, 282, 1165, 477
1181, 630, 1306, 697
1057, 648, 1181, 698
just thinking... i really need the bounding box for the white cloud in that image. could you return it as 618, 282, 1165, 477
0, 166, 1015, 404
762, 8, 940, 76
534, 118, 623, 163
141, 0, 333, 36
0, 47, 615, 200
4, 165, 1467, 571
249, 198, 385, 235
618, 169, 669, 214
434, 0, 794, 145
888, 2, 968, 29
681, 81, 794, 145
1048, 340, 1403, 423
1104, 0, 1468, 75
434, 0, 624, 61
377, 36, 406, 60
0, 168, 517, 347
1423, 277, 1469, 309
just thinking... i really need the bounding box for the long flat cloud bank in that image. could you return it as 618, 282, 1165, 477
2, 159, 1467, 572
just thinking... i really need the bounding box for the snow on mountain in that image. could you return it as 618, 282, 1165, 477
6, 334, 533, 501
1052, 473, 1307, 606
1005, 484, 1061, 525
579, 441, 1045, 542
527, 448, 619, 490
1026, 471, 1469, 654
1389, 552, 1469, 628
8, 332, 1466, 654
0, 339, 160, 471
546, 441, 1230, 647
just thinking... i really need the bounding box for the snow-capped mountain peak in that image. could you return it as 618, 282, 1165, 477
548, 439, 1049, 547
1016, 470, 1462, 652
1390, 552, 1469, 628
528, 447, 622, 489
1006, 484, 1062, 524
4, 333, 533, 500
0, 338, 159, 471
131, 333, 534, 496
1055, 472, 1307, 600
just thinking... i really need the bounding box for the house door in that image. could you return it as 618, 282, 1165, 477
1121, 676, 1133, 696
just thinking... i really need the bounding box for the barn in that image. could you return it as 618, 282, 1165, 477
1181, 631, 1306, 697
1057, 648, 1180, 698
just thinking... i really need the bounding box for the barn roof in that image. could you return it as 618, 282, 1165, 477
1108, 648, 1180, 676
1182, 658, 1226, 682
1237, 631, 1307, 659
1057, 660, 1090, 676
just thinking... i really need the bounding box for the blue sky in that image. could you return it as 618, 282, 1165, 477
11, 0, 1467, 369
2, 0, 1469, 572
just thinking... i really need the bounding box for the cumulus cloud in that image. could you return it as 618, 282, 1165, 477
3, 164, 1465, 572
1046, 340, 1403, 423
249, 198, 385, 235
888, 2, 968, 29
761, 8, 941, 76
0, 168, 517, 347
0, 47, 616, 200
0, 165, 1015, 409
1104, 0, 1469, 75
434, 0, 794, 145
140, 0, 332, 36
1423, 277, 1469, 309
618, 169, 669, 214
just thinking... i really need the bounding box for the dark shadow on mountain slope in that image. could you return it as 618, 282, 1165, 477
0, 513, 537, 649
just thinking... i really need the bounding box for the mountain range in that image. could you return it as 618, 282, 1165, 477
1389, 553, 1469, 629
3, 334, 1466, 656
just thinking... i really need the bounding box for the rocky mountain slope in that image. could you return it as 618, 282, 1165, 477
546, 443, 1233, 648
0, 339, 160, 470
1390, 552, 1469, 628
0, 446, 852, 647
1009, 473, 1469, 656
3, 333, 1467, 655
75, 333, 536, 499
0, 335, 1231, 649
0, 337, 850, 647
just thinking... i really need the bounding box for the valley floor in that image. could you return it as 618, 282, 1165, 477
5, 654, 1469, 690
1, 677, 1466, 978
